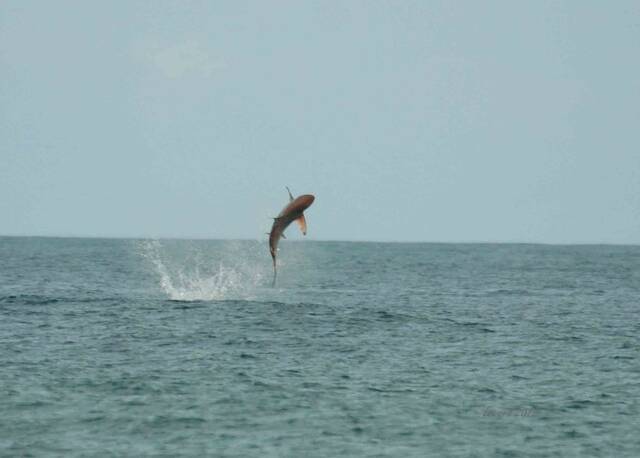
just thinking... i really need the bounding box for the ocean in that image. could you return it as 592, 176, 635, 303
1, 237, 638, 457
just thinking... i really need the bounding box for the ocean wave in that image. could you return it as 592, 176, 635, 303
0, 295, 60, 306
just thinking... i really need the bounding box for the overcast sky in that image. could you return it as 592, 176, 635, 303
1, 1, 639, 243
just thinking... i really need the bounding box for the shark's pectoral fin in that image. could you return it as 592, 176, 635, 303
296, 213, 307, 235
281, 232, 286, 239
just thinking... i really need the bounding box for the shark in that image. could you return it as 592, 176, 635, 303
269, 187, 315, 285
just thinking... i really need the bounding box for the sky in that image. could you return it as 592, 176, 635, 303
1, 1, 639, 243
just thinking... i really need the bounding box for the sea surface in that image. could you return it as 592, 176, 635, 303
1, 237, 638, 457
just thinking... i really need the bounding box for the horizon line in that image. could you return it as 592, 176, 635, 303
0, 233, 638, 247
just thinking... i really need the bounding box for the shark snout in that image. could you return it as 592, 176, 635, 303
299, 194, 315, 209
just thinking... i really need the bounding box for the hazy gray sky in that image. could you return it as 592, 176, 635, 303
1, 1, 639, 243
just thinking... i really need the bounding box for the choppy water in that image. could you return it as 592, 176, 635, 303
1, 237, 638, 457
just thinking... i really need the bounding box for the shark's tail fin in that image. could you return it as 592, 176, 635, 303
272, 257, 277, 286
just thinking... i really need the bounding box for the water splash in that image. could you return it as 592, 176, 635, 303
139, 239, 266, 301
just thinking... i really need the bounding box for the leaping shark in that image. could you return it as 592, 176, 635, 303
269, 187, 315, 285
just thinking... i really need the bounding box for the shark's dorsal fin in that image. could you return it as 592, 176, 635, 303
296, 213, 307, 235
286, 186, 294, 202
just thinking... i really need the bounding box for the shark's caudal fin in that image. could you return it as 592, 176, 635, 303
296, 213, 307, 235
286, 186, 294, 202
272, 257, 277, 286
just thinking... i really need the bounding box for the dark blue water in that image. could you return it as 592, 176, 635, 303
1, 237, 639, 456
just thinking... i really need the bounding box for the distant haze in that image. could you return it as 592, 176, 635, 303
1, 1, 638, 244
